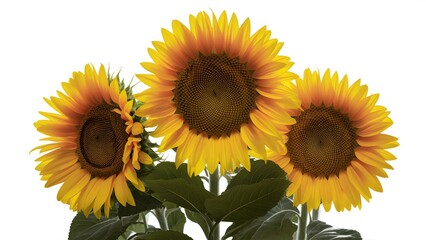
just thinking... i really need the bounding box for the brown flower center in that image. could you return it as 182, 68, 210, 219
174, 54, 258, 138
77, 104, 127, 178
287, 105, 358, 178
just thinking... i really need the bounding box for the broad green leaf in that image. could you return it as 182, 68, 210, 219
307, 220, 362, 240
205, 178, 288, 222
68, 208, 139, 240
130, 231, 193, 240
118, 222, 147, 240
145, 178, 215, 213
118, 191, 162, 217
205, 160, 289, 222
166, 208, 186, 233
143, 162, 204, 187
185, 209, 211, 239
225, 197, 298, 240
227, 160, 287, 190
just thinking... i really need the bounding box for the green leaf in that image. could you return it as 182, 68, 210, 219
307, 220, 362, 240
119, 222, 147, 240
130, 231, 193, 240
225, 197, 298, 240
118, 191, 162, 217
205, 160, 289, 222
185, 209, 211, 239
166, 208, 186, 233
145, 178, 215, 213
205, 178, 288, 222
226, 160, 287, 190
68, 207, 139, 240
143, 162, 214, 213
143, 162, 204, 187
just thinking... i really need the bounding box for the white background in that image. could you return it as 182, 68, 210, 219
0, 0, 423, 239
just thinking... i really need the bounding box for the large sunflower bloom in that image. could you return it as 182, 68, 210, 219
136, 11, 299, 175
271, 69, 398, 212
33, 64, 153, 218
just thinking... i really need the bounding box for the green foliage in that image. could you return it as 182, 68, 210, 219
68, 160, 363, 240
143, 162, 215, 213
226, 160, 287, 190
145, 178, 215, 213
143, 162, 204, 186
128, 231, 193, 240
204, 160, 290, 222
118, 222, 147, 240
118, 191, 162, 217
224, 197, 298, 240
166, 208, 186, 232
68, 207, 139, 240
185, 209, 211, 238
307, 220, 362, 240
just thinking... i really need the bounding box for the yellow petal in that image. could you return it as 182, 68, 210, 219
131, 122, 144, 135
57, 169, 90, 202
240, 123, 266, 159
113, 173, 135, 206
93, 175, 115, 213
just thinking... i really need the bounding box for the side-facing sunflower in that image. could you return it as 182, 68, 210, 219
136, 11, 299, 176
32, 64, 153, 218
271, 69, 398, 212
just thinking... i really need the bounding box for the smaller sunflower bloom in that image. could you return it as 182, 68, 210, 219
136, 11, 299, 176
271, 69, 398, 212
32, 64, 153, 218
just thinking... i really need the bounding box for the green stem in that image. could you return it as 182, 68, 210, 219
297, 204, 308, 240
141, 212, 148, 232
209, 169, 220, 240
154, 208, 169, 231
209, 169, 220, 196
312, 208, 320, 221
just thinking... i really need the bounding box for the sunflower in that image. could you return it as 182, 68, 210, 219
32, 64, 153, 218
136, 11, 299, 176
271, 69, 398, 212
